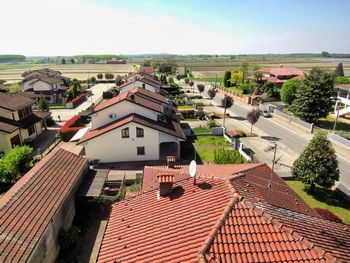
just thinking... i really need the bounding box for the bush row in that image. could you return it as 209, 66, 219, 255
214, 149, 246, 164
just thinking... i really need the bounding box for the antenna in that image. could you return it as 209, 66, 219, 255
189, 160, 197, 185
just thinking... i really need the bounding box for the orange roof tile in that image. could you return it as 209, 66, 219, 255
0, 149, 88, 262
78, 113, 186, 143
97, 164, 350, 262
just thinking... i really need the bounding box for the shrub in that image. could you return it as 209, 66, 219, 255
59, 116, 82, 141
207, 120, 218, 128
180, 110, 196, 119
214, 149, 246, 164
102, 91, 113, 99
189, 95, 203, 99
196, 102, 204, 107
314, 208, 342, 223
59, 226, 81, 251
0, 146, 33, 183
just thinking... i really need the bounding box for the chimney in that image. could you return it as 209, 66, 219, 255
166, 156, 176, 168
157, 173, 174, 196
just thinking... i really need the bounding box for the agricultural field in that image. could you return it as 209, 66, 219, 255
0, 63, 137, 82
183, 57, 350, 79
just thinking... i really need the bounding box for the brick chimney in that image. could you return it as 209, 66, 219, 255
166, 156, 176, 168
157, 173, 174, 196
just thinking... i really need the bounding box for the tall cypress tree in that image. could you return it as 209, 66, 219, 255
291, 67, 335, 123
223, 71, 231, 87
334, 63, 344, 77
292, 132, 339, 192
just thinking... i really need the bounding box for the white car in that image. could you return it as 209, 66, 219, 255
260, 110, 272, 118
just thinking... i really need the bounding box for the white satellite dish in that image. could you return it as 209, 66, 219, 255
189, 160, 197, 185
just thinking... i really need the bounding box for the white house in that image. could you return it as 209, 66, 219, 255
119, 77, 161, 94
125, 71, 157, 83
78, 87, 184, 163
21, 76, 67, 104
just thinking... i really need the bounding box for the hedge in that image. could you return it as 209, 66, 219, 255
59, 115, 82, 141
179, 109, 196, 118
214, 149, 246, 164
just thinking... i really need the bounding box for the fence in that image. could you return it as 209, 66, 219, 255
329, 132, 350, 149
273, 109, 314, 132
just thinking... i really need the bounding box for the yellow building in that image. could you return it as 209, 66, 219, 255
0, 92, 50, 153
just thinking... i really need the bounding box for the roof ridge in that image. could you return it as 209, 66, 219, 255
197, 192, 241, 262
241, 199, 338, 262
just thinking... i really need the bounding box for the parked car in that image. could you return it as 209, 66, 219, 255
260, 110, 272, 118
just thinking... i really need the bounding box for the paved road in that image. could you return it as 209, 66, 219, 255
195, 83, 350, 193
51, 83, 114, 121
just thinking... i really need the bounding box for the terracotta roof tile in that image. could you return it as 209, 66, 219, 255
79, 113, 185, 143
0, 149, 88, 262
97, 164, 350, 262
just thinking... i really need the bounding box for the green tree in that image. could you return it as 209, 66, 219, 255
70, 58, 75, 64
291, 67, 335, 123
115, 75, 123, 86
230, 71, 243, 86
207, 88, 217, 105
37, 96, 49, 111
223, 71, 231, 87
0, 146, 33, 183
61, 58, 66, 64
334, 63, 344, 77
280, 78, 302, 105
240, 60, 249, 83
184, 78, 190, 84
7, 83, 22, 94
292, 131, 339, 192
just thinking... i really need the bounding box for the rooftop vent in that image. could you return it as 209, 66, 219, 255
157, 173, 174, 196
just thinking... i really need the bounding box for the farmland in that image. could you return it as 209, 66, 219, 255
0, 63, 137, 81
1, 56, 350, 82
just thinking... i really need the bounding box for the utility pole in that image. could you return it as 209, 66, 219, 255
271, 143, 277, 171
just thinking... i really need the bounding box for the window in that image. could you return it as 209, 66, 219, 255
28, 125, 35, 135
142, 83, 146, 89
137, 146, 145, 155
136, 127, 144, 138
18, 106, 32, 119
121, 128, 129, 138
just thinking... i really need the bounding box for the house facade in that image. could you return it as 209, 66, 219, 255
256, 66, 304, 89
119, 77, 161, 94
78, 87, 184, 163
0, 93, 49, 153
21, 68, 70, 104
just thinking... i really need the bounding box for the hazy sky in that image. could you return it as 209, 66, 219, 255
0, 0, 349, 56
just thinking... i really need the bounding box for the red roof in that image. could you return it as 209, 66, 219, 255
257, 67, 304, 78
139, 66, 154, 74
94, 87, 164, 113
97, 164, 350, 262
0, 149, 88, 262
79, 113, 186, 143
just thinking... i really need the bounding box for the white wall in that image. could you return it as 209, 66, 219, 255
23, 78, 38, 91
83, 122, 180, 162
120, 80, 158, 94
32, 80, 53, 91
91, 100, 160, 129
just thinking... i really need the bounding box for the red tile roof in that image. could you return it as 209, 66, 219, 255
157, 173, 175, 183
93, 87, 165, 113
257, 67, 304, 78
97, 164, 350, 263
78, 113, 186, 143
120, 76, 161, 90
139, 66, 154, 74
0, 149, 88, 263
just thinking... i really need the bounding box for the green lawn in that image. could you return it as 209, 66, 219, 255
178, 105, 195, 110
226, 87, 244, 95
192, 127, 211, 134
189, 76, 223, 83
317, 115, 350, 133
196, 148, 215, 163
285, 180, 350, 224
189, 136, 231, 146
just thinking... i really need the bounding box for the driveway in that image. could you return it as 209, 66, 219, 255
50, 83, 114, 121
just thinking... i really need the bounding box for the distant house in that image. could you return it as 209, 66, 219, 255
20, 68, 70, 104
0, 148, 88, 262
78, 87, 184, 162
256, 66, 304, 88
21, 76, 68, 104
107, 59, 126, 64
0, 93, 50, 153
139, 66, 154, 74
124, 70, 158, 83
119, 76, 162, 94
97, 163, 350, 262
